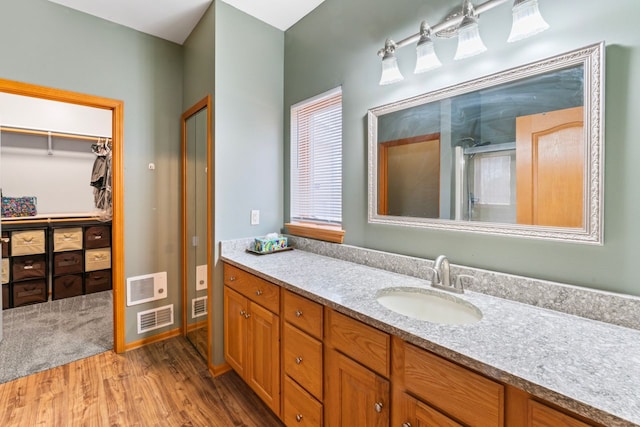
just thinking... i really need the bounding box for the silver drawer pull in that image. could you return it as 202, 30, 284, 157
295, 310, 303, 318
295, 357, 303, 365
255, 289, 263, 296
374, 402, 383, 413
295, 414, 303, 422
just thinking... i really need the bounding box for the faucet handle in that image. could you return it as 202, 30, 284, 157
454, 274, 474, 292
427, 266, 440, 285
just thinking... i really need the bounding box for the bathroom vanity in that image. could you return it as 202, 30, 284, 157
221, 238, 640, 427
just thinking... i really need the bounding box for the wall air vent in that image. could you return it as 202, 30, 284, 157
137, 304, 174, 334
192, 296, 208, 319
126, 272, 167, 306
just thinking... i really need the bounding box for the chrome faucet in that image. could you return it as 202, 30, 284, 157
428, 255, 464, 294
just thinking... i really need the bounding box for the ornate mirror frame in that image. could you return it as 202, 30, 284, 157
367, 42, 604, 244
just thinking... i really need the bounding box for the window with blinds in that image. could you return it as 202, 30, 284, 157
290, 87, 342, 226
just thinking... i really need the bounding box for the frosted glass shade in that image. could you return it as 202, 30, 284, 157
508, 0, 549, 42
454, 19, 487, 60
379, 55, 404, 85
414, 40, 442, 74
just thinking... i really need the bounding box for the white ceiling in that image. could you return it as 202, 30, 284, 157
47, 0, 325, 45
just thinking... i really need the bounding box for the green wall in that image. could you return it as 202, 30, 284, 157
0, 0, 185, 342
284, 0, 640, 296
184, 1, 284, 365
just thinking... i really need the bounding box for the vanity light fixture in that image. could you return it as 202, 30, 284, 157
379, 39, 405, 85
378, 0, 550, 85
414, 21, 442, 74
454, 0, 488, 60
507, 0, 549, 42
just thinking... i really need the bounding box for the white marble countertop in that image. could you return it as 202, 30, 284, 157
221, 246, 640, 427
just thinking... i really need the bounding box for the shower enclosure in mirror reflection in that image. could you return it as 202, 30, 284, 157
182, 96, 211, 360
368, 43, 604, 244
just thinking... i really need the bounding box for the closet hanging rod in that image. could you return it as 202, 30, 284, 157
0, 125, 110, 142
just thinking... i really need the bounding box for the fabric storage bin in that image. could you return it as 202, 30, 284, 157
12, 279, 47, 307
53, 251, 83, 276
12, 254, 46, 281
85, 248, 111, 272
53, 227, 83, 252
1, 258, 9, 284
85, 269, 112, 294
1, 231, 9, 257
84, 225, 111, 249
53, 274, 83, 300
2, 284, 9, 309
11, 229, 46, 256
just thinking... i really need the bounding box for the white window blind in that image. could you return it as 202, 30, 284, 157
291, 87, 342, 225
473, 154, 511, 205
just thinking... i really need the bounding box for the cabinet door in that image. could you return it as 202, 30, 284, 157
247, 300, 280, 416
529, 400, 592, 427
325, 348, 389, 427
224, 287, 247, 377
396, 392, 463, 427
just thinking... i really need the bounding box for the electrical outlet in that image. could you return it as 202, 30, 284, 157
250, 210, 260, 225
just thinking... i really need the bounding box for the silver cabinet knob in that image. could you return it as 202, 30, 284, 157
295, 414, 303, 422
256, 289, 263, 296
295, 357, 303, 365
239, 309, 246, 316
295, 310, 303, 317
402, 423, 412, 427
374, 402, 383, 413
244, 312, 251, 319
229, 276, 236, 281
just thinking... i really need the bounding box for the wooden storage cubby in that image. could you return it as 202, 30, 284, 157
1, 219, 112, 309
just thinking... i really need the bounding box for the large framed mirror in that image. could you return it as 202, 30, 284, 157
368, 43, 604, 244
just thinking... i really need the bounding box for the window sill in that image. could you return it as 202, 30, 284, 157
285, 222, 345, 244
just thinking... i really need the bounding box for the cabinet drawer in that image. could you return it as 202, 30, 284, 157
12, 279, 47, 307
1, 258, 9, 284
284, 322, 323, 400
84, 225, 111, 249
325, 308, 390, 377
53, 274, 83, 300
284, 376, 323, 427
529, 400, 592, 427
402, 341, 504, 427
223, 264, 279, 313
85, 270, 112, 294
53, 227, 83, 252
1, 231, 9, 257
85, 248, 111, 272
12, 254, 46, 281
11, 229, 46, 256
2, 284, 9, 309
53, 250, 83, 276
284, 290, 323, 339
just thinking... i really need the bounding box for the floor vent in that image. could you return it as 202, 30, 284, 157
137, 304, 174, 334
192, 296, 208, 319
126, 272, 167, 306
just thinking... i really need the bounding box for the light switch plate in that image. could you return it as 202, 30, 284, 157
251, 209, 260, 225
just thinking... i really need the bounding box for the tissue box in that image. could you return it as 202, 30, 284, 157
254, 236, 288, 253
1, 196, 37, 218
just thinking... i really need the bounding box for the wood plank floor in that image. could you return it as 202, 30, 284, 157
0, 336, 284, 426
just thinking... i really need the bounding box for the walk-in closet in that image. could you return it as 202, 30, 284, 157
0, 92, 114, 382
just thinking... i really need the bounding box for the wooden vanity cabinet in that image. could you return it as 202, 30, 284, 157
282, 290, 324, 426
396, 392, 463, 427
392, 337, 504, 427
324, 308, 391, 427
223, 264, 280, 417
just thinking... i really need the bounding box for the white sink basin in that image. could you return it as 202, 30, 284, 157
376, 287, 482, 325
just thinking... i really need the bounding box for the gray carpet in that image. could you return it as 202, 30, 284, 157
0, 291, 113, 383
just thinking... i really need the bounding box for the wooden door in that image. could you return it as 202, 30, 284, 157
516, 106, 584, 227
325, 349, 389, 427
223, 287, 247, 377
396, 392, 463, 427
247, 301, 280, 416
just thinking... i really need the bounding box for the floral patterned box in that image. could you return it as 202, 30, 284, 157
1, 196, 37, 218
253, 236, 288, 253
